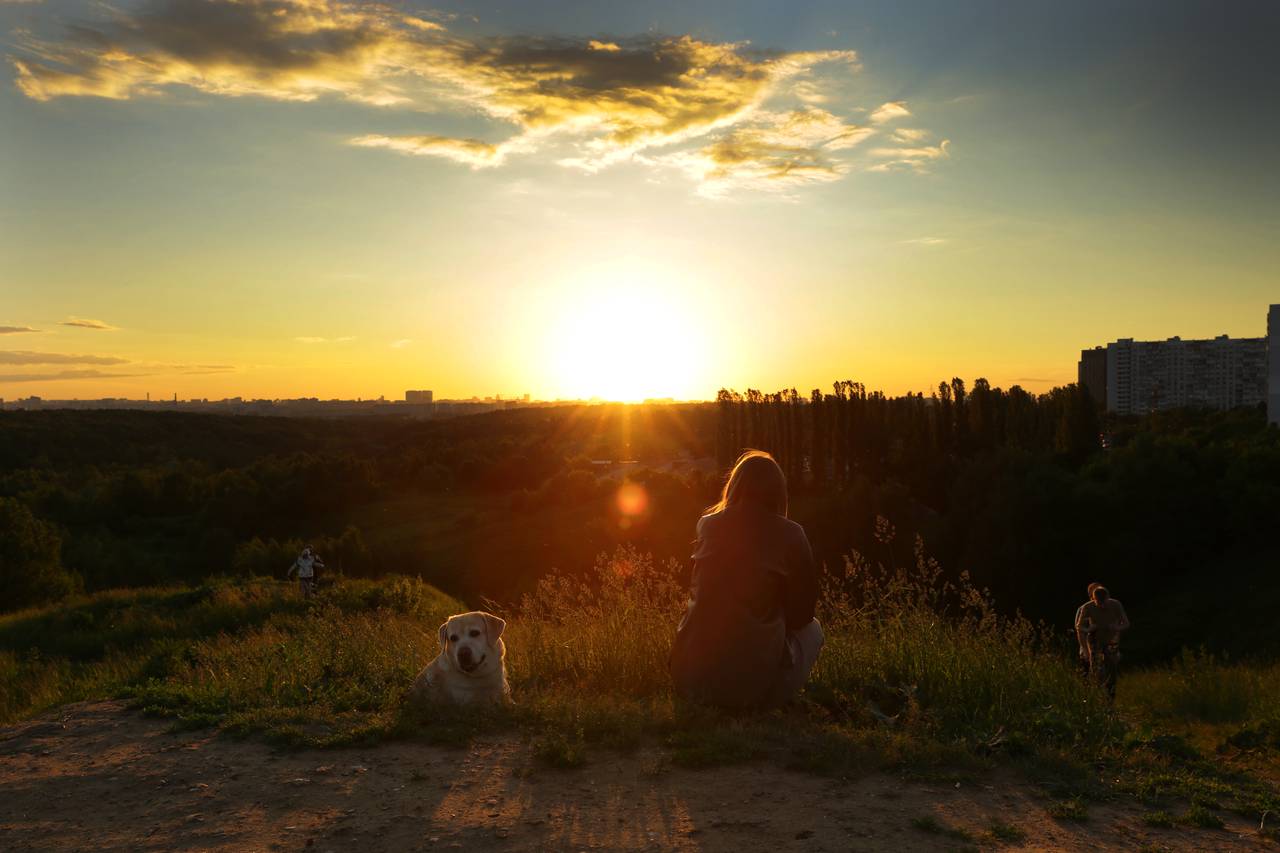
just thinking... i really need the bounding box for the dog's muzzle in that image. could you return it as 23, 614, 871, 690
457, 650, 486, 674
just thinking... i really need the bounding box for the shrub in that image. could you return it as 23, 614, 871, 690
0, 497, 79, 610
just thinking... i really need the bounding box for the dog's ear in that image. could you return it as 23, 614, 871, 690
437, 621, 449, 650
481, 612, 506, 643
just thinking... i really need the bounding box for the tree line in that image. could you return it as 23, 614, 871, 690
715, 378, 1099, 496
2, 393, 1278, 663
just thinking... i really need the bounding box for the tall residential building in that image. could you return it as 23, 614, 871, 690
1269, 304, 1280, 425
405, 389, 433, 404
1077, 346, 1107, 407
1101, 334, 1266, 416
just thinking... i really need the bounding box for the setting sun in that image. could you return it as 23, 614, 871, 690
547, 268, 708, 402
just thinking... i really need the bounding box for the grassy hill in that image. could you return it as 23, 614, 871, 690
4, 550, 1278, 833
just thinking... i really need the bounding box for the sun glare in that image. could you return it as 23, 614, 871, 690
548, 268, 706, 402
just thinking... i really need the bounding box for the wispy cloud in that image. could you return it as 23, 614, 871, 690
869, 139, 950, 173
659, 108, 873, 197
351, 134, 507, 169
10, 0, 950, 194
0, 325, 40, 334
870, 101, 910, 124
389, 338, 412, 349
139, 360, 238, 373
901, 236, 948, 246
0, 369, 149, 382
0, 350, 129, 365
60, 317, 117, 330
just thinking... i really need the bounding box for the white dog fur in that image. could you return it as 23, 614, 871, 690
408, 611, 509, 706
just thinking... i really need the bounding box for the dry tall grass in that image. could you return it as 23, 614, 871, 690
3, 538, 1114, 753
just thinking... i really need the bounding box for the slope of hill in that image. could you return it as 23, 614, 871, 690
3, 700, 1272, 852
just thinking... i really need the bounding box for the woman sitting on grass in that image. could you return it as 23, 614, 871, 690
670, 450, 823, 709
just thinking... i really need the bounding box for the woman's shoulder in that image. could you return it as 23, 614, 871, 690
777, 514, 808, 540
703, 507, 807, 537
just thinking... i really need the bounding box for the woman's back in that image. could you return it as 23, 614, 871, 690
670, 503, 816, 709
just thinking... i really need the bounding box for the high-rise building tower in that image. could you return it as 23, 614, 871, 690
1102, 333, 1266, 416
1268, 304, 1280, 425
1077, 346, 1107, 408
405, 389, 433, 404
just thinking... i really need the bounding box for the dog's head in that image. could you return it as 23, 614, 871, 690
437, 611, 505, 676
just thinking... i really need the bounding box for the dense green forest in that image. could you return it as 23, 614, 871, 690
2, 384, 1278, 661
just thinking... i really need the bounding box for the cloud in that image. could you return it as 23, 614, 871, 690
9, 0, 951, 193
870, 101, 910, 123
11, 2, 855, 168
60, 317, 117, 330
0, 369, 149, 382
891, 127, 927, 143
351, 134, 505, 168
389, 338, 412, 348
901, 237, 948, 246
0, 325, 40, 334
141, 360, 237, 373
0, 350, 129, 365
660, 108, 873, 196
869, 139, 950, 173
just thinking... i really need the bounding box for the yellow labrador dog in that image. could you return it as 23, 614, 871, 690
408, 611, 509, 706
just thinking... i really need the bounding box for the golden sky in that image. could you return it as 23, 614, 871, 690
2, 0, 1277, 401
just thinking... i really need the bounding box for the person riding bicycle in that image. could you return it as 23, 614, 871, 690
288, 545, 324, 599
1074, 582, 1129, 695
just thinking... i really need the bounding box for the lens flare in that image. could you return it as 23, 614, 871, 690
616, 482, 648, 517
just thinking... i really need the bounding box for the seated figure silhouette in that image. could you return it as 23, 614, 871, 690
670, 450, 824, 709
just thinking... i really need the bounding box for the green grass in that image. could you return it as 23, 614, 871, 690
1178, 804, 1225, 830
0, 575, 461, 736
1121, 649, 1280, 724
3, 540, 1280, 830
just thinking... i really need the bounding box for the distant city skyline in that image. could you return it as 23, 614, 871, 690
3, 1, 1278, 402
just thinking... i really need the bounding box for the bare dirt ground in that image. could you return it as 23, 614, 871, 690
0, 702, 1271, 852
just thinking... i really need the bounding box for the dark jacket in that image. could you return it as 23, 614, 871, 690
669, 504, 817, 709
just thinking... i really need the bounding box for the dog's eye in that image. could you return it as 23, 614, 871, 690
469, 629, 480, 638
449, 634, 458, 642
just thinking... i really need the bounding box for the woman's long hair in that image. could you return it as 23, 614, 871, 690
705, 450, 788, 517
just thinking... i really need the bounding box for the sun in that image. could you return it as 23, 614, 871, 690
548, 269, 706, 402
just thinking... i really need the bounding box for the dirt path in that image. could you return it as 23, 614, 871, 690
0, 702, 1270, 852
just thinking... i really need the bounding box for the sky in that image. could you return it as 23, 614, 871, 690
2, 0, 1278, 402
